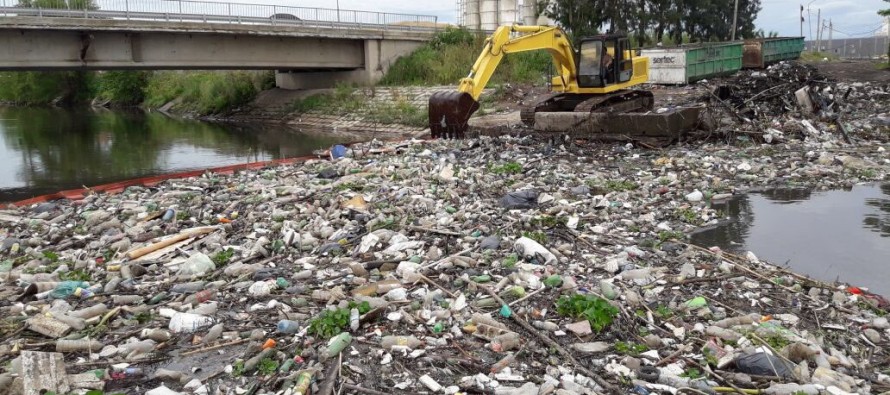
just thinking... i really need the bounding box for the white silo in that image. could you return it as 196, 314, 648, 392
499, 0, 518, 26
480, 0, 499, 31
520, 0, 537, 26
463, 0, 481, 30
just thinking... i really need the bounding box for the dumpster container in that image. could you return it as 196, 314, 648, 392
641, 42, 743, 84
742, 37, 805, 68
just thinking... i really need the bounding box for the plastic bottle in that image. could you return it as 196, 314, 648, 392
380, 335, 423, 350
184, 289, 217, 305
321, 332, 352, 361
112, 295, 144, 305
292, 369, 316, 395
103, 276, 122, 294
53, 314, 86, 330
56, 339, 104, 352
70, 303, 109, 319
168, 312, 214, 333
491, 332, 521, 352
490, 353, 516, 373
171, 281, 206, 294
141, 328, 172, 342
276, 320, 301, 334
148, 292, 169, 305
203, 323, 224, 344
349, 308, 360, 331
110, 367, 144, 379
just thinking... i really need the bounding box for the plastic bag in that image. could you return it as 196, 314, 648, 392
499, 189, 539, 209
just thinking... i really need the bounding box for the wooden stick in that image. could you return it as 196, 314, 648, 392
180, 338, 248, 356
317, 356, 340, 395
405, 225, 462, 237
474, 282, 621, 393
341, 384, 389, 395
126, 226, 217, 259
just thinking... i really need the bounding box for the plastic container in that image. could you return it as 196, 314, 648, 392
70, 303, 109, 319
276, 320, 301, 334
56, 339, 104, 352
141, 328, 172, 342
491, 332, 521, 352
53, 314, 86, 330
171, 281, 205, 294
49, 281, 90, 299
185, 289, 217, 305
112, 295, 144, 305
380, 335, 423, 350
292, 370, 315, 395
176, 253, 215, 276
321, 332, 352, 361
168, 312, 214, 333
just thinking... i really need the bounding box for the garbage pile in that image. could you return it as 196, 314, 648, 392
700, 61, 889, 143
0, 134, 889, 395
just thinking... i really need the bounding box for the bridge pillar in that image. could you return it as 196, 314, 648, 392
275, 38, 423, 90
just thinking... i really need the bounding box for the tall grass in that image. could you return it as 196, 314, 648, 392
0, 71, 94, 105
379, 27, 552, 86
144, 71, 268, 114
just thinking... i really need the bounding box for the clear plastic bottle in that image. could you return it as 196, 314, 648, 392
490, 353, 516, 373
380, 335, 423, 350
321, 332, 352, 361
70, 303, 109, 319
56, 339, 104, 352
276, 320, 301, 334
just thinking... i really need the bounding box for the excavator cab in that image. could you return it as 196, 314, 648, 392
577, 35, 634, 88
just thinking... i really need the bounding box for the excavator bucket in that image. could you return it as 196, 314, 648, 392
428, 91, 480, 139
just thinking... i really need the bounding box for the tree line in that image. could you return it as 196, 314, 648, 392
537, 0, 765, 45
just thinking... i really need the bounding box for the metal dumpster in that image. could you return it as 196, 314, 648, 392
641, 42, 743, 84
743, 37, 805, 68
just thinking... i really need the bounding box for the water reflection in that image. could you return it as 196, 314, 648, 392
692, 184, 890, 295
0, 107, 344, 202
863, 183, 890, 237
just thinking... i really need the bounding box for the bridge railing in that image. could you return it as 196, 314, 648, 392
0, 0, 440, 32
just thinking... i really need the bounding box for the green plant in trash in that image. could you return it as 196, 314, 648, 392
308, 301, 371, 338
555, 293, 618, 333
522, 231, 547, 245
502, 254, 518, 268
232, 360, 245, 377
59, 269, 91, 282
258, 357, 279, 375
490, 161, 523, 175
614, 341, 649, 356
680, 367, 703, 379
658, 230, 685, 242
212, 248, 235, 266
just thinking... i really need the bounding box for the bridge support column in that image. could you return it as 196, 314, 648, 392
275, 38, 423, 90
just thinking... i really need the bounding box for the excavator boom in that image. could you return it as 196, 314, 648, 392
429, 25, 578, 139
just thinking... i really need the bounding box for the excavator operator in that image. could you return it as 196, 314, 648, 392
601, 51, 614, 83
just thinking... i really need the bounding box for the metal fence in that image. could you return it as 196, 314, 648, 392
805, 36, 890, 59
0, 0, 439, 31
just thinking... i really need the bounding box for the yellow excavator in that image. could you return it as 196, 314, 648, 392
429, 25, 654, 139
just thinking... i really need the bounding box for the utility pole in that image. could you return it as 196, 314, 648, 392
800, 5, 804, 37
731, 0, 739, 40
336, 0, 340, 22
816, 8, 821, 51
827, 19, 832, 53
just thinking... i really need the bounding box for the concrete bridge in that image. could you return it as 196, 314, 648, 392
0, 0, 439, 88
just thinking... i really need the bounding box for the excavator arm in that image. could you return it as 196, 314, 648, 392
429, 25, 579, 139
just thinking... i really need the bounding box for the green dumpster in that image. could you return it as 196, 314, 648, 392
641, 42, 743, 84
743, 37, 805, 69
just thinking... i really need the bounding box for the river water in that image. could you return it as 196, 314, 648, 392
691, 184, 890, 296
0, 107, 346, 202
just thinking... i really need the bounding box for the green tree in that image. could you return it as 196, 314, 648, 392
16, 0, 98, 10
881, 1, 889, 64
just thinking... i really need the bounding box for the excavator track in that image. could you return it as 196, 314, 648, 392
520, 93, 598, 126
520, 90, 654, 128
574, 90, 655, 114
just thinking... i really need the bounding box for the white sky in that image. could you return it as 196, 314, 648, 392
278, 0, 887, 39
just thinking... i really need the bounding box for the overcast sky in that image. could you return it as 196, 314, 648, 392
279, 0, 886, 39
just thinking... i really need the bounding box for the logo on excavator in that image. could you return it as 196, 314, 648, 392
652, 56, 676, 64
